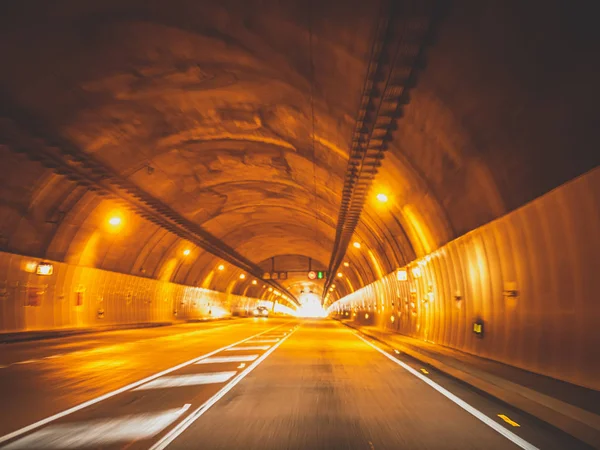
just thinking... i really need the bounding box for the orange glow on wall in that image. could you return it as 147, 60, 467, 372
367, 249, 384, 279
402, 205, 435, 255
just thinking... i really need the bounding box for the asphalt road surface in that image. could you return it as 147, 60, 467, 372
0, 319, 590, 449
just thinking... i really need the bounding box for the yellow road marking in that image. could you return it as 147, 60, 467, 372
498, 414, 520, 427
420, 368, 429, 375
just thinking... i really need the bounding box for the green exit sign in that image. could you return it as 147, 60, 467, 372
317, 271, 326, 279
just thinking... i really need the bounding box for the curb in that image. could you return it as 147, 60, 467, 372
340, 320, 600, 448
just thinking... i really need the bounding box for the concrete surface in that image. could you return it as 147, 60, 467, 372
340, 320, 600, 449
0, 319, 590, 449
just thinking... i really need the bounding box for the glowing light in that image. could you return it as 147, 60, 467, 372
397, 269, 408, 281
183, 249, 191, 256
36, 262, 54, 276
343, 262, 349, 267
218, 264, 225, 271
239, 274, 246, 280
376, 193, 388, 203
24, 261, 38, 273
391, 315, 395, 323
337, 272, 343, 278
412, 267, 422, 278
252, 280, 257, 285
331, 284, 336, 288
108, 216, 121, 227
353, 241, 361, 249
268, 287, 273, 292
365, 313, 369, 319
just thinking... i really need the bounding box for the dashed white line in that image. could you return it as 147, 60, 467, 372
2, 404, 191, 449
0, 322, 293, 446
355, 334, 539, 450
149, 326, 299, 450
196, 355, 259, 364
13, 360, 37, 365
247, 339, 279, 343
134, 372, 237, 390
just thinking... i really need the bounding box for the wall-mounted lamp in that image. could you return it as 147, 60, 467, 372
397, 269, 408, 281
36, 262, 54, 276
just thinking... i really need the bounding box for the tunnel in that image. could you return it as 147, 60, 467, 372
0, 1, 598, 449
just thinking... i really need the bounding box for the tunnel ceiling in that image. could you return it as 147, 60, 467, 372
0, 1, 598, 301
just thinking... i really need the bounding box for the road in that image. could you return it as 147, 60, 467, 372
0, 319, 589, 449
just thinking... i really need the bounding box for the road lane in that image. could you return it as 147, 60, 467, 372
168, 320, 588, 450
0, 320, 248, 366
0, 318, 293, 439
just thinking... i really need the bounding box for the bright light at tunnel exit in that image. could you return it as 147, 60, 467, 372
295, 292, 326, 318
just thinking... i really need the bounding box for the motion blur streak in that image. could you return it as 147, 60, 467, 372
0, 322, 291, 445
2, 405, 191, 449
149, 325, 299, 450
355, 334, 538, 450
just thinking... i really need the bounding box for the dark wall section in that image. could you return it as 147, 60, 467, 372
329, 168, 600, 390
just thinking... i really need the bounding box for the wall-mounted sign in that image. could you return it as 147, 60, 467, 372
473, 320, 484, 337
307, 271, 316, 280
263, 272, 287, 280
317, 271, 326, 280
36, 262, 54, 276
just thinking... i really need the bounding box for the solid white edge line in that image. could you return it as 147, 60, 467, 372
149, 326, 299, 450
0, 322, 294, 446
354, 334, 539, 450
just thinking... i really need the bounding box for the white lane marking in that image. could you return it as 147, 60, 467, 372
2, 404, 191, 449
13, 360, 37, 365
0, 322, 293, 446
354, 334, 539, 450
149, 326, 299, 450
246, 339, 279, 343
237, 363, 246, 369
133, 372, 237, 391
225, 345, 270, 351
195, 355, 259, 364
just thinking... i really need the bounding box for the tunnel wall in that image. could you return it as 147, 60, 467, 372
0, 251, 263, 333
330, 167, 600, 390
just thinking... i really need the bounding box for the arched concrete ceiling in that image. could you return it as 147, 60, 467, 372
0, 1, 598, 300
